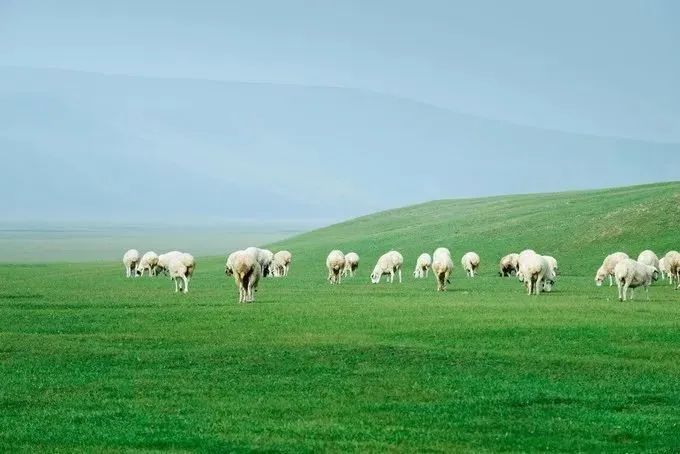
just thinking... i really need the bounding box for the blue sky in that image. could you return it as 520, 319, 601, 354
2, 0, 679, 142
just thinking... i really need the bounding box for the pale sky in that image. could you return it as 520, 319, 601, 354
1, 1, 679, 222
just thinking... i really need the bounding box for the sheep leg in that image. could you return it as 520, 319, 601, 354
622, 281, 630, 302
389, 270, 394, 283
398, 269, 402, 283
174, 278, 179, 293
182, 275, 189, 293
609, 274, 613, 287
617, 279, 623, 301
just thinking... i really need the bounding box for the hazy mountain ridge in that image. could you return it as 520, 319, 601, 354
3, 66, 679, 222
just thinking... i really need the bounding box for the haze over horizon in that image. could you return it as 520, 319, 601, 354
2, 1, 679, 224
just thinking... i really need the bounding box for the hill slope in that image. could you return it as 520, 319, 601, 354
268, 182, 680, 275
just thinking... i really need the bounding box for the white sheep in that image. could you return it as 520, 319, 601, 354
516, 249, 538, 283
541, 256, 557, 292
594, 252, 629, 287
432, 253, 453, 291
665, 251, 680, 288
123, 249, 141, 278
370, 250, 404, 284
326, 250, 346, 284
461, 252, 480, 277
543, 255, 558, 275
637, 250, 659, 272
499, 253, 519, 277
413, 253, 432, 278
136, 251, 159, 277
518, 253, 549, 296
342, 252, 360, 277
168, 258, 190, 293
271, 250, 293, 277
231, 250, 261, 303
658, 257, 670, 282
614, 258, 659, 301
225, 250, 239, 276
245, 247, 274, 277
157, 250, 183, 275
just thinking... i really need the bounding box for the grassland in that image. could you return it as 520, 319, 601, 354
1, 183, 679, 452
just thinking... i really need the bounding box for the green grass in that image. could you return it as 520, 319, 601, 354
1, 182, 679, 452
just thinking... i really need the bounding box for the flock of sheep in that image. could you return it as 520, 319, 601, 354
594, 250, 680, 301
122, 245, 680, 303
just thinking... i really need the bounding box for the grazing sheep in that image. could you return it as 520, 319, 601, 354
637, 250, 659, 273
516, 249, 539, 283
499, 253, 519, 277
326, 250, 346, 284
370, 250, 404, 284
168, 258, 190, 293
517, 253, 551, 296
665, 251, 680, 288
432, 253, 454, 291
461, 252, 480, 277
136, 251, 159, 277
157, 250, 183, 275
541, 256, 557, 292
271, 250, 293, 277
123, 249, 141, 278
433, 247, 452, 261
543, 255, 558, 275
594, 252, 629, 287
614, 258, 659, 301
231, 250, 261, 303
342, 252, 360, 277
225, 250, 239, 276
245, 247, 274, 277
181, 253, 196, 280
658, 257, 670, 282
413, 253, 432, 278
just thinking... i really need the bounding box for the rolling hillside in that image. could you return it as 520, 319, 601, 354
268, 181, 680, 276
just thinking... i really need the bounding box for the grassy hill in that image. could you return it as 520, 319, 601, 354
0, 183, 679, 451
269, 181, 680, 275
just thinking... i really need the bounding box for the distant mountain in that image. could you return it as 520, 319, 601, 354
2, 66, 679, 222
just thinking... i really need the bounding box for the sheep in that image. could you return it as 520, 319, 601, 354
658, 257, 670, 282
271, 250, 293, 277
123, 249, 141, 278
225, 250, 239, 276
136, 251, 159, 277
245, 247, 274, 277
230, 250, 261, 303
543, 255, 558, 275
516, 249, 538, 283
541, 256, 557, 292
499, 253, 519, 277
342, 252, 360, 277
614, 258, 659, 301
326, 250, 345, 284
168, 258, 190, 293
432, 253, 454, 291
665, 251, 680, 289
594, 252, 629, 287
518, 253, 549, 295
637, 250, 659, 272
370, 250, 404, 284
157, 251, 195, 282
433, 247, 452, 261
413, 253, 432, 278
461, 252, 480, 277
157, 250, 183, 275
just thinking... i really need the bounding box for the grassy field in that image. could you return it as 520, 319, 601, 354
1, 183, 679, 452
